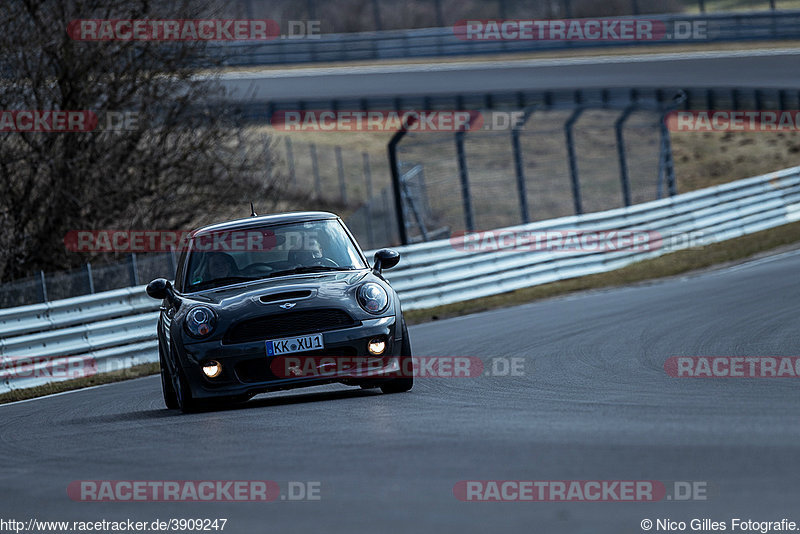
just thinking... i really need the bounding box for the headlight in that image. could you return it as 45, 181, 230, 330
357, 283, 389, 314
185, 306, 217, 338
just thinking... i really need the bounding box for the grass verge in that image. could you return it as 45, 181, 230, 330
404, 219, 800, 324
5, 220, 800, 404
0, 363, 159, 405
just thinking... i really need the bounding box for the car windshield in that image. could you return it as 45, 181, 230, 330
183, 219, 366, 292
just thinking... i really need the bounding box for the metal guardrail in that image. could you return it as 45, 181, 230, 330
205, 11, 800, 66
1, 166, 799, 393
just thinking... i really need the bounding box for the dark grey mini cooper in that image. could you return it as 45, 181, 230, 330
146, 211, 412, 413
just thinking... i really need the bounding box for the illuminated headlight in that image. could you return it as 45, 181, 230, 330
185, 306, 217, 338
202, 360, 222, 378
357, 283, 389, 314
368, 338, 386, 355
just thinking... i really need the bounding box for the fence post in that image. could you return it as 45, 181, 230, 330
564, 108, 585, 215
372, 0, 382, 30
455, 129, 476, 232
39, 270, 48, 303
363, 152, 376, 248
434, 0, 445, 26
285, 137, 296, 189
511, 107, 537, 224
388, 120, 414, 245
382, 189, 393, 244
129, 253, 139, 286
658, 119, 677, 197
335, 146, 347, 204
698, 0, 706, 12
86, 263, 95, 294
168, 249, 178, 278
310, 143, 321, 198
615, 106, 636, 207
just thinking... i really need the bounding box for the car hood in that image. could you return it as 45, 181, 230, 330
183, 270, 372, 306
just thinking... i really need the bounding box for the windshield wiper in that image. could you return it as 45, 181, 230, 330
188, 276, 263, 291
268, 266, 356, 278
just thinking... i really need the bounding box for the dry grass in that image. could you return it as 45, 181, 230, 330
405, 219, 800, 324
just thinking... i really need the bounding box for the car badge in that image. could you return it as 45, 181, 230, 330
280, 302, 296, 309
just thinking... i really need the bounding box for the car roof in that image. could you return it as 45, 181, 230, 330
191, 211, 339, 237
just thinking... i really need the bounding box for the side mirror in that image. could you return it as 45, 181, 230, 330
147, 278, 177, 305
373, 249, 400, 274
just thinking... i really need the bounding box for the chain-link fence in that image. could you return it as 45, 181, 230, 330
0, 253, 177, 309
394, 108, 669, 242
0, 107, 671, 308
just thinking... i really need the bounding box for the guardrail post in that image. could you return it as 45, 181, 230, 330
565, 107, 585, 215
39, 270, 48, 303
615, 106, 636, 207
388, 118, 415, 245
86, 263, 95, 294
698, 0, 705, 13
455, 122, 476, 232
335, 146, 347, 204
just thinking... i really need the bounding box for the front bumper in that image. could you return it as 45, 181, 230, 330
175, 316, 402, 400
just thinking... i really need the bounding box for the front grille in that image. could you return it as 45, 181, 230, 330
235, 346, 358, 383
223, 309, 358, 345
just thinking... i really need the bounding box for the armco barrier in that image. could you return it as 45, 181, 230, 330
1, 166, 799, 393
204, 11, 800, 67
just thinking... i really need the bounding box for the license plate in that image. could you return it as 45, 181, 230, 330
265, 333, 324, 356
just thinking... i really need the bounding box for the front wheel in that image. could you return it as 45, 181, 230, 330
160, 343, 179, 410
381, 321, 414, 394
173, 360, 205, 413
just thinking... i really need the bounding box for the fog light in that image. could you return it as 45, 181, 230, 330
202, 360, 222, 378
368, 338, 386, 355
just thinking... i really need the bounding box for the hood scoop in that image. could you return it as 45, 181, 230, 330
259, 290, 313, 304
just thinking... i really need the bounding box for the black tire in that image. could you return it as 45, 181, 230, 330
381, 321, 414, 394
159, 343, 179, 410
173, 359, 205, 413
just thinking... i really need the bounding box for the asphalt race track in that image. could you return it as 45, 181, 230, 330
217, 49, 800, 102
2, 249, 799, 533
